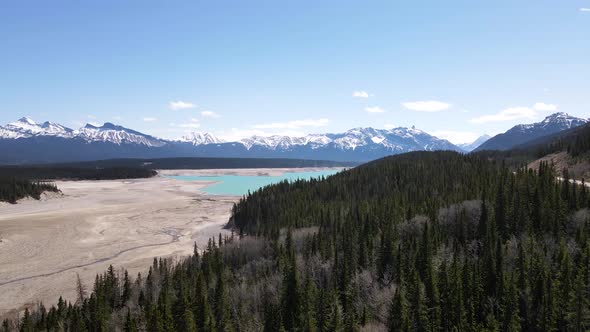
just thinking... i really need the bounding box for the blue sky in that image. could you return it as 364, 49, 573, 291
1, 1, 589, 143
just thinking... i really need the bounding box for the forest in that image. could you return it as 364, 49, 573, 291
0, 167, 157, 181
0, 177, 59, 204
3, 151, 590, 331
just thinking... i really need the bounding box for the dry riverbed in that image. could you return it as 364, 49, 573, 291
0, 167, 341, 319
0, 172, 241, 318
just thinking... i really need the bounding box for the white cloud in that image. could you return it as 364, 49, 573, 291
143, 117, 157, 122
178, 123, 201, 128
470, 107, 537, 124
580, 8, 590, 12
430, 130, 480, 145
352, 91, 370, 98
169, 100, 196, 110
112, 116, 122, 120
201, 110, 221, 118
402, 100, 451, 112
253, 118, 330, 129
87, 114, 97, 119
365, 106, 386, 113
384, 124, 396, 130
533, 102, 558, 111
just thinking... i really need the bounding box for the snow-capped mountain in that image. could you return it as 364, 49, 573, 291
0, 117, 461, 163
213, 127, 458, 153
76, 123, 166, 147
458, 134, 491, 152
1, 117, 74, 138
475, 112, 588, 151
181, 132, 224, 145
0, 118, 165, 147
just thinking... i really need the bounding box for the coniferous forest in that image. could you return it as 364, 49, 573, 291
0, 178, 59, 204
3, 151, 590, 331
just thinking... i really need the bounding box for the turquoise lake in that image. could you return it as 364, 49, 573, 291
168, 169, 340, 195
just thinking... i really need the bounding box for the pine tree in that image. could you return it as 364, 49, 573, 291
182, 309, 198, 332
124, 310, 139, 332
214, 271, 231, 331
388, 288, 410, 332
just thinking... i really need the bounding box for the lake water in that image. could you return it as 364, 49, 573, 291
168, 169, 340, 195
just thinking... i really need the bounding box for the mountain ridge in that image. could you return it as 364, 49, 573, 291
474, 112, 588, 151
0, 117, 462, 163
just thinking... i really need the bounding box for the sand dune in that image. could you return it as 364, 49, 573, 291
0, 174, 238, 318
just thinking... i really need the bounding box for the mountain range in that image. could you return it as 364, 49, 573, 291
0, 117, 462, 163
474, 112, 588, 151
0, 112, 586, 164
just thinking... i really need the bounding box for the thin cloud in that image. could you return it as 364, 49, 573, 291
201, 110, 221, 118
87, 114, 97, 119
402, 100, 451, 112
533, 102, 558, 111
580, 8, 590, 12
143, 117, 157, 122
470, 107, 537, 124
169, 100, 196, 110
430, 130, 480, 145
178, 123, 201, 128
365, 106, 386, 113
253, 118, 330, 129
352, 91, 370, 98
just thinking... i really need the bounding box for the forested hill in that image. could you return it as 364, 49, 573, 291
232, 151, 500, 236
4, 151, 590, 331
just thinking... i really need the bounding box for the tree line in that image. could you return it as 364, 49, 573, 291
0, 177, 58, 204
0, 167, 157, 181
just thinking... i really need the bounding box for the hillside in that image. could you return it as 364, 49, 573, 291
5, 151, 590, 331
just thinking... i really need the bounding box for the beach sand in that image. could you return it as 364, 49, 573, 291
0, 167, 341, 318
0, 174, 237, 318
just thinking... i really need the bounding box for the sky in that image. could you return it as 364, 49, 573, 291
1, 1, 589, 144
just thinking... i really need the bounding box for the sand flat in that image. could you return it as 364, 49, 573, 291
0, 167, 340, 318
0, 174, 237, 318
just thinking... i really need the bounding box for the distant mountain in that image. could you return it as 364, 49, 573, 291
458, 134, 491, 152
77, 123, 166, 147
0, 117, 462, 163
180, 132, 225, 145
474, 113, 588, 151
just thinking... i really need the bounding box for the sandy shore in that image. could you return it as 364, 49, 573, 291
0, 167, 342, 318
0, 173, 238, 318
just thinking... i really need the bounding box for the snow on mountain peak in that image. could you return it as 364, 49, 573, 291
76, 122, 165, 147
1, 117, 462, 155
181, 132, 224, 145
18, 117, 36, 125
